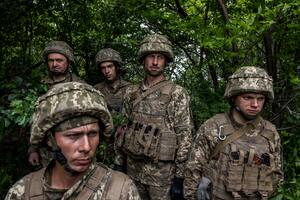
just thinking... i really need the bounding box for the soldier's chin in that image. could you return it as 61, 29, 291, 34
50, 70, 68, 76
243, 113, 258, 120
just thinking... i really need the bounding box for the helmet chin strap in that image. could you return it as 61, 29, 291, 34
235, 106, 258, 120
48, 133, 80, 176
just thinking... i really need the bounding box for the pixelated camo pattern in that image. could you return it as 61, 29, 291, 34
30, 82, 113, 145
43, 40, 74, 62
95, 48, 122, 66
138, 34, 174, 62
123, 81, 193, 186
183, 114, 283, 199
224, 66, 274, 100
5, 163, 141, 200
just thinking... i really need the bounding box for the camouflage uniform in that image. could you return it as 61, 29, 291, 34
184, 66, 283, 200
5, 161, 141, 200
94, 48, 131, 167
28, 41, 85, 167
115, 34, 193, 199
6, 82, 141, 200
94, 48, 130, 112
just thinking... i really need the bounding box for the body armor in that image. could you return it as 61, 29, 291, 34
94, 80, 130, 113
116, 81, 177, 161
204, 113, 277, 199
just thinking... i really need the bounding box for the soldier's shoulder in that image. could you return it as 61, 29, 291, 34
71, 73, 86, 83
262, 118, 277, 132
94, 82, 105, 90
5, 175, 30, 199
199, 113, 227, 131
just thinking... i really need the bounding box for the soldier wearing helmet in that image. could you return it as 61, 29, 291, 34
28, 40, 85, 168
94, 48, 131, 172
114, 34, 193, 200
184, 66, 283, 199
5, 82, 141, 200
42, 40, 85, 87
94, 48, 131, 113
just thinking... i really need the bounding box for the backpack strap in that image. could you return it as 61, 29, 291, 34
132, 80, 172, 109
25, 168, 46, 200
210, 116, 262, 160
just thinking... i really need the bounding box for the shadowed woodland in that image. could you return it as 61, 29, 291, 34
0, 0, 299, 199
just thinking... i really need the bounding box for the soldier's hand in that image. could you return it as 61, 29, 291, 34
197, 176, 211, 200
28, 152, 41, 166
170, 177, 184, 200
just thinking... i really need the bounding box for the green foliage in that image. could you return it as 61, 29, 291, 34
0, 0, 299, 198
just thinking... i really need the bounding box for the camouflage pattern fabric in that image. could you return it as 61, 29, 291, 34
30, 82, 113, 147
138, 34, 174, 63
184, 112, 283, 199
5, 162, 141, 200
94, 79, 131, 113
42, 72, 86, 88
224, 66, 274, 100
134, 180, 171, 200
42, 40, 74, 63
122, 79, 193, 186
95, 48, 123, 66
94, 79, 131, 166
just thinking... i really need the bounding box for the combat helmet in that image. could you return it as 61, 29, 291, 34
42, 40, 74, 63
224, 66, 274, 100
30, 82, 113, 146
95, 48, 123, 67
138, 34, 174, 63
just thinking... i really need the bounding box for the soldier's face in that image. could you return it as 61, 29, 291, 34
100, 61, 117, 81
47, 53, 69, 75
143, 53, 167, 76
235, 93, 265, 117
54, 122, 100, 173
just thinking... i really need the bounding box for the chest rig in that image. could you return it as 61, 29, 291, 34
118, 80, 177, 162
205, 113, 277, 199
95, 81, 129, 113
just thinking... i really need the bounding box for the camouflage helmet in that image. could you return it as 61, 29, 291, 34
224, 66, 274, 100
42, 41, 74, 63
138, 34, 174, 63
95, 48, 122, 67
30, 82, 113, 146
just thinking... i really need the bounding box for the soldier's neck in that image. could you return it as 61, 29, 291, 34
231, 109, 249, 126
106, 78, 120, 89
50, 162, 84, 189
51, 73, 68, 83
144, 74, 166, 87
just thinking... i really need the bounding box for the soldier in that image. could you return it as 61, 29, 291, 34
5, 82, 141, 200
28, 40, 85, 168
94, 48, 131, 171
184, 66, 283, 200
94, 48, 131, 113
115, 34, 193, 200
41, 40, 85, 87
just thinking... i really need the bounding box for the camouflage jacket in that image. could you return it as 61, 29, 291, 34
94, 79, 131, 113
5, 161, 141, 200
122, 79, 193, 186
42, 72, 85, 88
184, 111, 283, 200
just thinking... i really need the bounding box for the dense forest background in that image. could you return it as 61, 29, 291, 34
0, 0, 299, 199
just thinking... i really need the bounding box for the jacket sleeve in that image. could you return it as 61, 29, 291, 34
183, 117, 219, 199
168, 86, 193, 178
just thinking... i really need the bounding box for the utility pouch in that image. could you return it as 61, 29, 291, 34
242, 165, 259, 193
122, 122, 161, 160
226, 161, 243, 192
258, 154, 274, 193
115, 125, 127, 149
158, 131, 177, 161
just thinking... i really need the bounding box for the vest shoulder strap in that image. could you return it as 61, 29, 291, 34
132, 80, 172, 109
105, 171, 130, 200
76, 164, 108, 200
25, 168, 46, 200
210, 116, 262, 160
